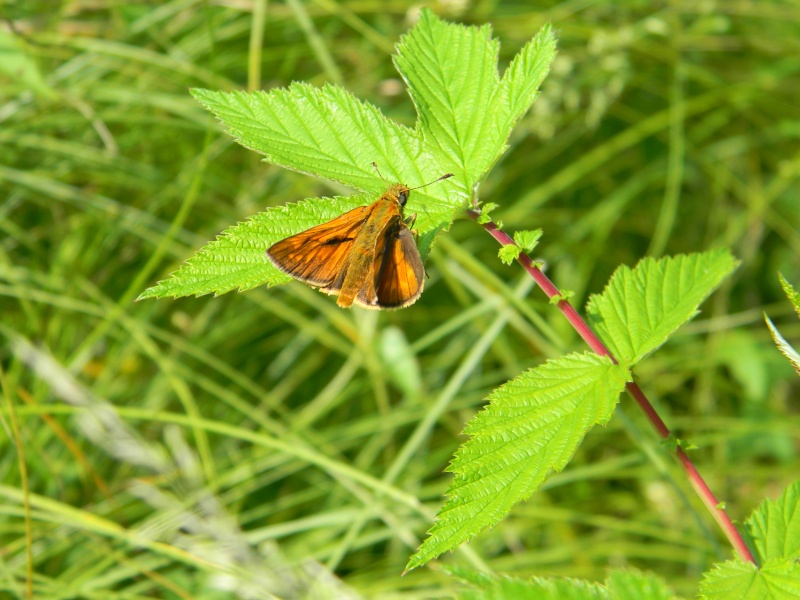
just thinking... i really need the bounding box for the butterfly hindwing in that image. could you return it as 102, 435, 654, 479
370, 223, 424, 309
266, 205, 372, 287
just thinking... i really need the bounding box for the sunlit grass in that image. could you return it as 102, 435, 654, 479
1, 1, 798, 598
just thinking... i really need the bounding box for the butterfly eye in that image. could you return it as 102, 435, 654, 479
397, 190, 409, 206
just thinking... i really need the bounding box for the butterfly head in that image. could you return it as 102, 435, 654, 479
380, 173, 453, 209
387, 184, 411, 207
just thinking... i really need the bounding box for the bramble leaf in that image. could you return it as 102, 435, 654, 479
477, 202, 499, 224
700, 559, 800, 600
747, 480, 800, 563
605, 570, 676, 600
514, 229, 542, 252
550, 289, 575, 304
764, 275, 800, 375
586, 249, 739, 367
764, 315, 800, 376
138, 195, 369, 299
191, 84, 461, 232
778, 274, 800, 318
498, 245, 521, 265
701, 480, 800, 599
449, 567, 675, 600
407, 353, 630, 570
461, 575, 606, 600
395, 14, 555, 190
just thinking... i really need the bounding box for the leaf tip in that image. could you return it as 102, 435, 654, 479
136, 286, 162, 301
189, 87, 213, 102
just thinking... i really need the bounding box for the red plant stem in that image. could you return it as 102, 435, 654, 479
467, 210, 757, 565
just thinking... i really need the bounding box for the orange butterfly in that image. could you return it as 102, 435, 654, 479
267, 166, 452, 310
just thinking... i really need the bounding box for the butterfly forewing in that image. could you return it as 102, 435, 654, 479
267, 205, 372, 287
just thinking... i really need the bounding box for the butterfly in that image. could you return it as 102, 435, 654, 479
267, 166, 452, 310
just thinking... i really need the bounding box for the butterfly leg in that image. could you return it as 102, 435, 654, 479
403, 213, 420, 243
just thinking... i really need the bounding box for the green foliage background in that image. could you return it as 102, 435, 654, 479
1, 1, 798, 598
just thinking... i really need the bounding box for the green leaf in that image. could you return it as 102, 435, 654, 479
765, 274, 800, 375
407, 353, 630, 570
461, 576, 607, 600
394, 11, 496, 187
700, 559, 800, 600
764, 314, 800, 376
710, 481, 800, 598
477, 202, 499, 224
550, 289, 575, 304
586, 249, 739, 367
778, 273, 800, 318
513, 229, 542, 252
138, 194, 368, 299
495, 23, 558, 137
498, 245, 521, 265
191, 85, 459, 236
446, 566, 607, 600
449, 568, 675, 600
747, 480, 800, 562
605, 570, 676, 600
395, 9, 555, 193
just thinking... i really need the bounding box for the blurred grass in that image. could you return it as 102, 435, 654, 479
1, 0, 799, 598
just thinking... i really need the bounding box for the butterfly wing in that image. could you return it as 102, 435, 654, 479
351, 216, 396, 309
354, 222, 424, 309
267, 205, 372, 289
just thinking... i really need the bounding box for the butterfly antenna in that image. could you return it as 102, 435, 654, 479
410, 172, 454, 191
372, 162, 388, 184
